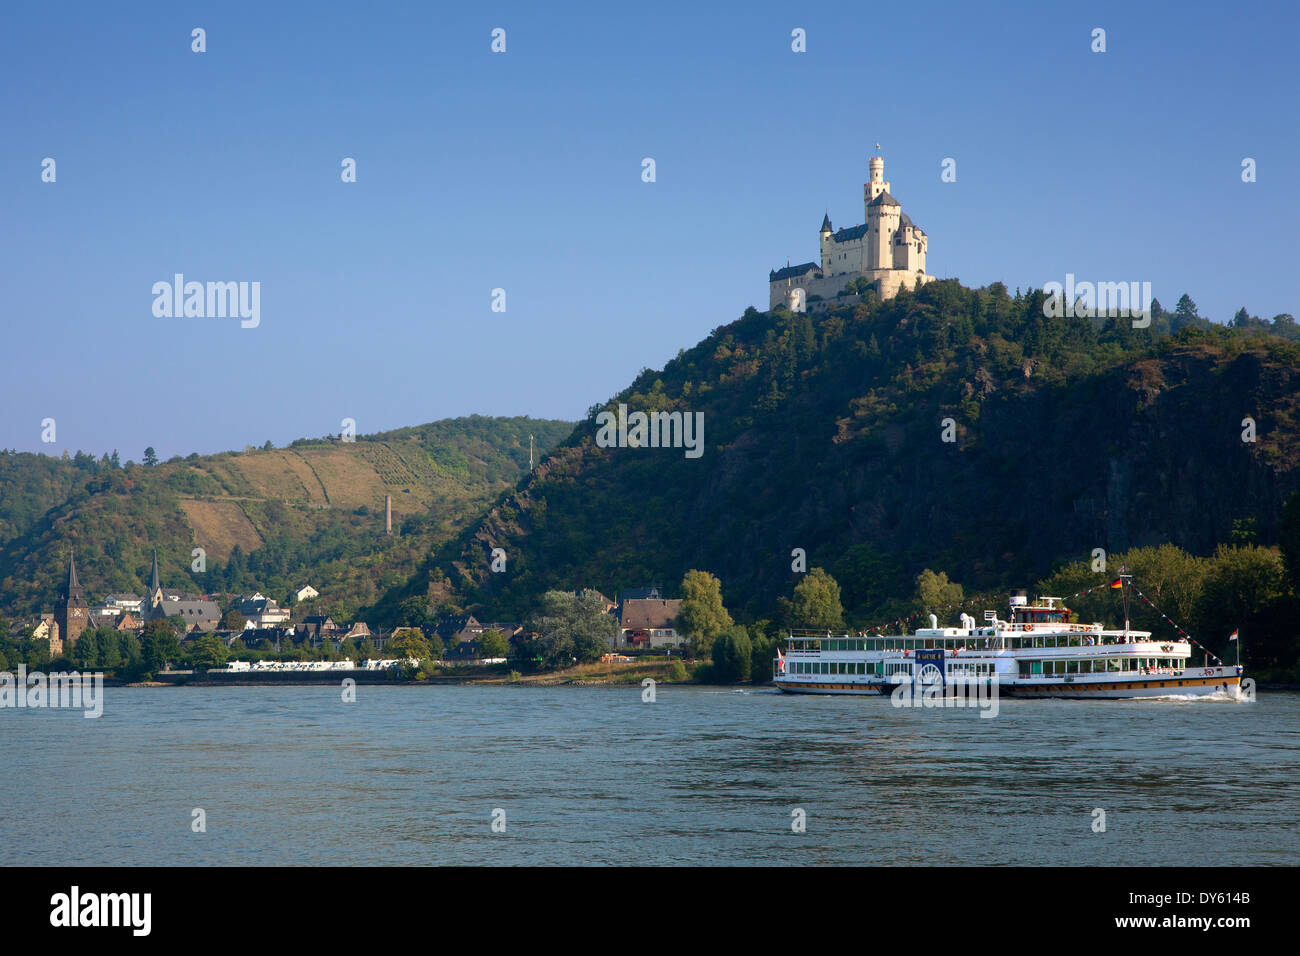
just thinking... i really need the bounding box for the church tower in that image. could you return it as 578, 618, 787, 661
143, 550, 166, 622
57, 553, 89, 653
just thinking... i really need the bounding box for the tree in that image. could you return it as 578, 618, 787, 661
529, 589, 617, 670
711, 625, 752, 683
141, 619, 182, 674
747, 622, 777, 684
188, 633, 228, 670
71, 629, 100, 669
221, 609, 246, 631
119, 632, 143, 673
144, 447, 158, 466
386, 628, 434, 661
790, 568, 845, 630
1173, 294, 1202, 332
1196, 545, 1287, 661
1279, 491, 1300, 595
479, 628, 510, 659
398, 595, 431, 629
915, 569, 964, 612
98, 629, 123, 669
678, 570, 733, 659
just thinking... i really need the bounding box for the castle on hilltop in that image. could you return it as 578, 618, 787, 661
769, 152, 934, 311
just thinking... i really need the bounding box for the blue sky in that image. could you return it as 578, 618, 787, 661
3, 0, 1297, 459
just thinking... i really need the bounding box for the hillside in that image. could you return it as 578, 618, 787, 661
386, 282, 1300, 631
0, 416, 573, 619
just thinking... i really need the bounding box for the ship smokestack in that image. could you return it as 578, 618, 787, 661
929, 613, 938, 629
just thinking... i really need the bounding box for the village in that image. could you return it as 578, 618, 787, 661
17, 553, 688, 672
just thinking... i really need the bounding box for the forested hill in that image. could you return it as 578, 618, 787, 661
388, 282, 1300, 626
0, 416, 572, 620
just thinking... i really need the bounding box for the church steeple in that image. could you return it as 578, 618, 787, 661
66, 552, 85, 603
144, 550, 165, 620
58, 551, 89, 654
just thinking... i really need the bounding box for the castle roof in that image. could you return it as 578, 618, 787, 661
898, 212, 925, 234
868, 191, 900, 207
769, 262, 820, 282
831, 224, 870, 242
820, 213, 833, 233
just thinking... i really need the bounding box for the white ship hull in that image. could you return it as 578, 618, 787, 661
774, 667, 1243, 699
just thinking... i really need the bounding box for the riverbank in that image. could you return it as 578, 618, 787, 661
137, 659, 695, 688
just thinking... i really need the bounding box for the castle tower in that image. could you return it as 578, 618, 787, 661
864, 153, 891, 210
56, 552, 89, 653
818, 213, 834, 272
866, 190, 901, 270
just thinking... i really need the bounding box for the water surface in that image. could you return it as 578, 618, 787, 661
3, 685, 1295, 865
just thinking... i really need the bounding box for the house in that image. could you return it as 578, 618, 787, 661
444, 640, 485, 663
341, 622, 371, 642
89, 610, 121, 630
477, 621, 522, 639
33, 615, 56, 643
104, 593, 143, 614
239, 594, 292, 627
618, 598, 684, 650
293, 585, 319, 603
435, 614, 481, 644
588, 592, 617, 613
296, 615, 344, 648
237, 626, 293, 651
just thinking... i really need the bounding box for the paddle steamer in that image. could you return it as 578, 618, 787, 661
773, 583, 1243, 700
